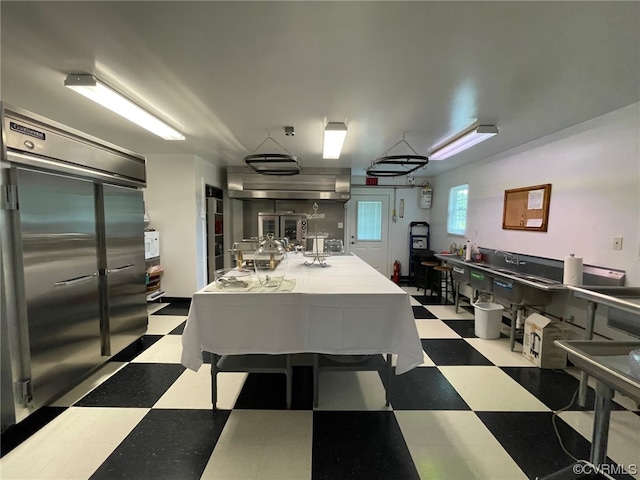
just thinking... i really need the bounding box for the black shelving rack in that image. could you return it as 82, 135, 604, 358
409, 221, 432, 286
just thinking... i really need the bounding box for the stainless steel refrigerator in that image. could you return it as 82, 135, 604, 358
1, 104, 147, 430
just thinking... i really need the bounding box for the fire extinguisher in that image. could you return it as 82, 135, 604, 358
393, 260, 401, 284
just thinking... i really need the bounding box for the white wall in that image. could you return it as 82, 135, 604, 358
144, 154, 223, 298
430, 103, 640, 339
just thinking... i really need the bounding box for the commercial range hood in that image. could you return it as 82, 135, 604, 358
227, 166, 351, 201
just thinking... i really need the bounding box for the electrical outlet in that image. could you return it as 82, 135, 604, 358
612, 236, 623, 250
406, 177, 416, 185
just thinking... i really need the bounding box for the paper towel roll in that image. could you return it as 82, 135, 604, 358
563, 254, 583, 285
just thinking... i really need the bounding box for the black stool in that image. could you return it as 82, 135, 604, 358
433, 265, 455, 304
420, 260, 440, 296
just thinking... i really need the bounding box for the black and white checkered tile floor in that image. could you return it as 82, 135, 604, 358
1, 290, 638, 480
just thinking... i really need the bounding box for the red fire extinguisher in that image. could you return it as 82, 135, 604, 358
393, 260, 401, 284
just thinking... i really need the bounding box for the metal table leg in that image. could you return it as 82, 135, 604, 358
578, 301, 598, 407
385, 354, 392, 407
313, 354, 320, 408
590, 380, 614, 466
285, 354, 293, 410
510, 307, 522, 352
210, 353, 220, 410
454, 281, 461, 313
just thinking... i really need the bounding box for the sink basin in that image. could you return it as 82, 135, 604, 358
469, 269, 493, 292
451, 264, 471, 283
555, 340, 640, 402
492, 276, 553, 305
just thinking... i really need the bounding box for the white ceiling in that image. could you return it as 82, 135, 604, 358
1, 1, 638, 177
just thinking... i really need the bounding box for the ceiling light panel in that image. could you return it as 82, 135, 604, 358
64, 74, 185, 140
323, 122, 348, 159
429, 125, 498, 160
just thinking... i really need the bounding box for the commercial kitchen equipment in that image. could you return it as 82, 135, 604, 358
1, 103, 147, 431
436, 249, 625, 352
227, 166, 351, 201
556, 338, 640, 466
567, 286, 640, 408
257, 211, 307, 243
553, 287, 640, 472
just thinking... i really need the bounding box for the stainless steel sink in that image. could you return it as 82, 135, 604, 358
555, 340, 640, 402
492, 276, 553, 305
469, 269, 493, 292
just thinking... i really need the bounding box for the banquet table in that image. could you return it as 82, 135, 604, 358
180, 253, 424, 406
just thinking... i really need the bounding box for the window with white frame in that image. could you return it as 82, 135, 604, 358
447, 184, 468, 236
356, 200, 382, 241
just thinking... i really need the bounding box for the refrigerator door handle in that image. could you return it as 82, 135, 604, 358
107, 264, 135, 274
54, 273, 98, 287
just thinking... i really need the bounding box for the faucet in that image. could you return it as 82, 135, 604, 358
493, 249, 526, 266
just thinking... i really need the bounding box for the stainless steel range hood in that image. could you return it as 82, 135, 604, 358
227, 166, 351, 201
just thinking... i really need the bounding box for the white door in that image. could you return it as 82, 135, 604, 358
347, 194, 390, 278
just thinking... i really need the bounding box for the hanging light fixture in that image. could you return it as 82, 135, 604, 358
429, 125, 498, 160
64, 74, 185, 140
366, 133, 428, 177
323, 122, 348, 159
243, 130, 301, 176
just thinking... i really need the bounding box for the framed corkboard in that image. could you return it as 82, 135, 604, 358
502, 184, 551, 231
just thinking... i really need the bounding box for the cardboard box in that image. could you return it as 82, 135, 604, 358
522, 313, 567, 369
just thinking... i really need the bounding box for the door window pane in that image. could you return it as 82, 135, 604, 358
447, 184, 468, 236
357, 201, 382, 241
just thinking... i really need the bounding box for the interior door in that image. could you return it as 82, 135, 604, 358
347, 194, 390, 277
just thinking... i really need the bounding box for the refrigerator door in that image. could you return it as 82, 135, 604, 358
15, 168, 102, 409
101, 184, 147, 355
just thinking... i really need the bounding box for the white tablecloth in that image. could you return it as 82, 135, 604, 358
180, 254, 424, 375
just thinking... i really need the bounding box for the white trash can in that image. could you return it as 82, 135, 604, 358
474, 302, 504, 339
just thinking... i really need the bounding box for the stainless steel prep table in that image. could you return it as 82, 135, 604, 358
555, 340, 640, 466
566, 286, 640, 406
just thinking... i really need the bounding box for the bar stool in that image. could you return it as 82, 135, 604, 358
420, 260, 440, 297
433, 265, 455, 304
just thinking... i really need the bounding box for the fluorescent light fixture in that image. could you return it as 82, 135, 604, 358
64, 74, 185, 140
323, 122, 348, 159
429, 125, 498, 160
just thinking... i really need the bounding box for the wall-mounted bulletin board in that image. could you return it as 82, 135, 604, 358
502, 183, 552, 231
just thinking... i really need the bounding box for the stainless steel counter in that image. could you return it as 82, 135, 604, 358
434, 254, 566, 291
556, 340, 640, 465
557, 286, 640, 465
566, 285, 640, 407
568, 285, 640, 317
